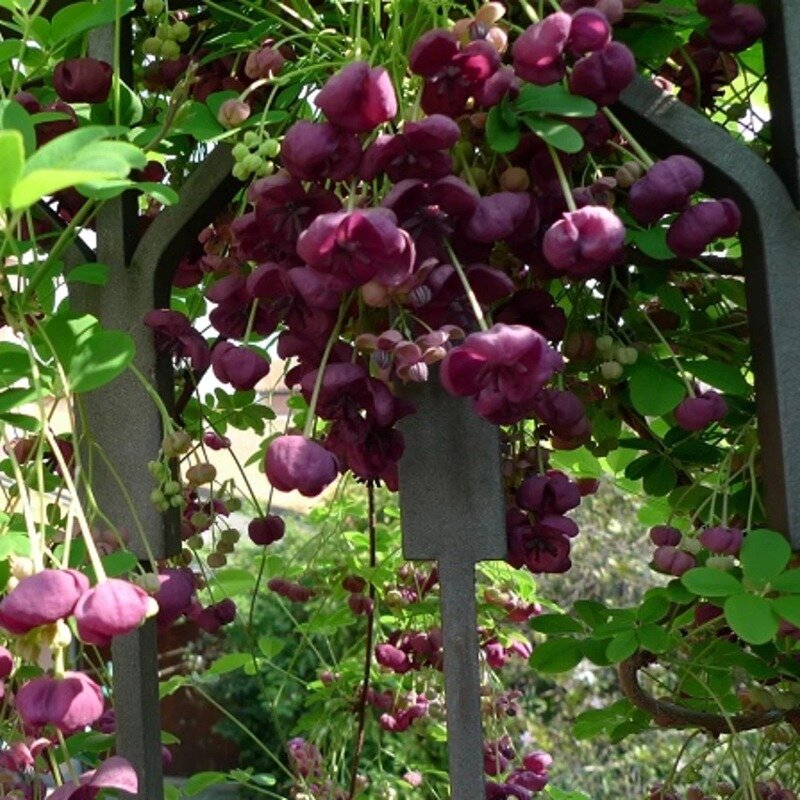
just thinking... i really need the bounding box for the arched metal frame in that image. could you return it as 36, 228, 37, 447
57, 6, 800, 798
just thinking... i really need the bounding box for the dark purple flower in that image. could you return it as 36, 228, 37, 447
569, 41, 636, 106
474, 65, 521, 107
206, 275, 278, 339
265, 435, 338, 497
512, 13, 572, 85
628, 155, 705, 225
48, 756, 138, 800
211, 342, 270, 390
707, 5, 766, 52
248, 514, 286, 545
0, 646, 12, 680
16, 672, 105, 733
542, 206, 625, 278
561, 0, 624, 23
507, 509, 572, 573
154, 568, 195, 630
699, 525, 743, 556
440, 323, 562, 424
464, 192, 536, 243
360, 115, 460, 182
410, 30, 500, 117
315, 61, 397, 133
531, 388, 590, 440
144, 309, 211, 372
74, 579, 152, 646
244, 44, 285, 80
674, 389, 727, 431
517, 470, 581, 516
568, 8, 612, 54
53, 58, 112, 103
666, 198, 741, 259
494, 289, 566, 343
191, 598, 237, 634
0, 569, 88, 634
297, 208, 415, 289
649, 525, 682, 547
375, 643, 411, 674
281, 121, 361, 183
652, 545, 696, 576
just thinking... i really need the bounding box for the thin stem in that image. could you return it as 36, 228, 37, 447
443, 240, 489, 332
547, 143, 577, 212
603, 108, 655, 168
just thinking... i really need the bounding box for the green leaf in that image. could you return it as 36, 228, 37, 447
486, 105, 520, 153
137, 181, 179, 206
628, 226, 674, 260
66, 263, 110, 286
101, 550, 138, 577
641, 457, 677, 496
637, 593, 670, 624
214, 567, 254, 597
12, 169, 115, 210
0, 387, 38, 413
208, 652, 251, 675
49, 0, 135, 44
624, 453, 660, 481
628, 357, 686, 416
724, 594, 779, 644
682, 567, 743, 597
0, 129, 24, 208
0, 99, 36, 155
573, 700, 632, 739
24, 126, 117, 172
546, 789, 591, 800
529, 638, 583, 673
183, 772, 228, 796
530, 613, 584, 634
770, 569, 800, 593
257, 635, 285, 659
572, 600, 609, 628
684, 359, 750, 396
771, 596, 800, 629
740, 528, 791, 588
514, 83, 597, 117
637, 623, 671, 653
521, 115, 584, 153
605, 630, 638, 662
66, 330, 135, 393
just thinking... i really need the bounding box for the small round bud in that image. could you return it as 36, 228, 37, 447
259, 138, 281, 158
162, 430, 192, 457
10, 557, 34, 580
216, 540, 234, 554
615, 160, 644, 188
207, 552, 227, 568
706, 555, 735, 570
169, 494, 184, 508
150, 488, 165, 504
156, 22, 174, 40
242, 153, 263, 173
180, 549, 193, 565
187, 534, 205, 549
680, 536, 702, 555
255, 160, 275, 178
225, 497, 242, 513
143, 0, 164, 16
218, 99, 251, 128
163, 480, 181, 496
171, 21, 190, 42
143, 37, 162, 56
243, 131, 260, 147
596, 334, 614, 352
52, 619, 73, 649
190, 511, 211, 529
616, 346, 639, 365
160, 39, 182, 60
499, 167, 530, 192
220, 529, 240, 545
232, 142, 250, 162
231, 163, 250, 181
600, 360, 623, 381
186, 462, 216, 486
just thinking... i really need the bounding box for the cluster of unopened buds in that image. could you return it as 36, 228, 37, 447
649, 780, 796, 800
483, 737, 553, 799
375, 628, 444, 674
366, 688, 437, 733
650, 522, 743, 577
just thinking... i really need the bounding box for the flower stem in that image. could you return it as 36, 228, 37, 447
444, 240, 489, 332
603, 108, 655, 168
547, 143, 577, 212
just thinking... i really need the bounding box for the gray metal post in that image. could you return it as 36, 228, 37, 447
398, 380, 507, 800
616, 73, 800, 547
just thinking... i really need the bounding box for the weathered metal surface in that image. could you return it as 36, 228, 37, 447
398, 379, 507, 800
616, 74, 800, 548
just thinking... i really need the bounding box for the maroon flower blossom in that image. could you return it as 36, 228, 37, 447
315, 61, 397, 133
297, 208, 415, 290
543, 206, 625, 278
74, 579, 152, 646
360, 115, 460, 182
190, 598, 237, 634
531, 388, 591, 441
628, 155, 705, 225
375, 643, 412, 674
410, 30, 501, 117
666, 198, 741, 259
0, 569, 88, 635
561, 0, 624, 23
0, 646, 12, 680
494, 289, 567, 343
440, 323, 562, 424
16, 672, 104, 733
507, 508, 572, 573
211, 342, 270, 390
569, 41, 636, 106
512, 13, 572, 85
568, 8, 612, 54
265, 435, 338, 497
674, 389, 727, 431
53, 58, 112, 104
652, 545, 696, 576
475, 65, 521, 107
154, 568, 196, 630
281, 121, 361, 183
206, 275, 278, 339
517, 471, 581, 517
464, 192, 537, 243
144, 310, 211, 372
48, 756, 138, 800
707, 4, 766, 52
699, 526, 743, 556
244, 43, 285, 80
650, 525, 682, 547
248, 515, 286, 545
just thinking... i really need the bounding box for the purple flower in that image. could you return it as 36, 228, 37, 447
561, 0, 624, 23
265, 435, 338, 497
144, 309, 211, 372
517, 471, 581, 516
649, 525, 682, 547
244, 44, 285, 80
359, 115, 460, 182
410, 30, 500, 117
532, 388, 590, 441
211, 342, 270, 390
494, 289, 566, 343
569, 41, 636, 106
674, 389, 727, 431
191, 598, 237, 634
568, 8, 611, 54
217, 99, 250, 128
48, 756, 138, 800
315, 61, 397, 133
206, 275, 278, 339
699, 526, 743, 556
154, 568, 195, 630
440, 323, 562, 425
507, 509, 572, 573
464, 192, 537, 243
16, 672, 104, 733
0, 646, 12, 680
652, 545, 696, 576
542, 206, 625, 278
375, 643, 411, 674
475, 65, 521, 108
53, 58, 112, 103
627, 155, 704, 225
74, 579, 152, 646
248, 515, 286, 545
297, 208, 415, 290
707, 5, 766, 52
0, 569, 88, 635
281, 121, 361, 183
666, 199, 741, 259
512, 13, 573, 85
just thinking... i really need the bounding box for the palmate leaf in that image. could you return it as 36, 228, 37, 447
514, 83, 597, 117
